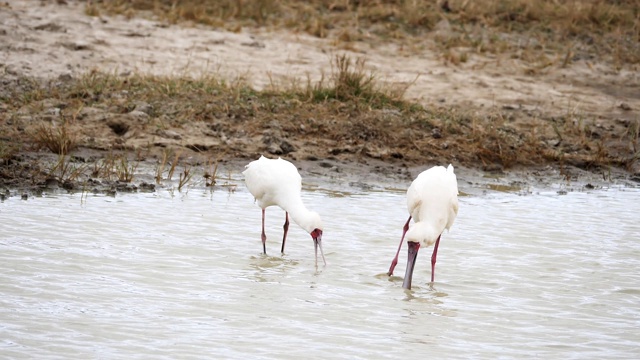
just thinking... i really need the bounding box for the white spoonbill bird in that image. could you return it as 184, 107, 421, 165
243, 155, 326, 265
387, 164, 459, 289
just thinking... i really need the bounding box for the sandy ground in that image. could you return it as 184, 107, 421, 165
3, 1, 638, 114
1, 0, 639, 195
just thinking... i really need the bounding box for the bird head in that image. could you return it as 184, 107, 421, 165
406, 222, 439, 248
306, 211, 325, 266
402, 222, 439, 289
310, 227, 326, 266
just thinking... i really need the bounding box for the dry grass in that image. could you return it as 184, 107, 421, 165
84, 0, 640, 66
47, 154, 86, 183
0, 141, 19, 163
178, 166, 194, 191
87, 152, 139, 182
204, 157, 220, 187
2, 51, 636, 190
114, 155, 138, 182
153, 149, 196, 189
31, 121, 77, 155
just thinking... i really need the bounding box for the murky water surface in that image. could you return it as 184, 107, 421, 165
1, 184, 639, 359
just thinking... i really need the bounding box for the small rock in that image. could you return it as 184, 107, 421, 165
45, 178, 59, 188
266, 143, 281, 155
21, 194, 28, 200
157, 129, 182, 140
206, 39, 225, 45
279, 140, 295, 154
62, 181, 74, 190
482, 164, 504, 173
619, 103, 632, 111
58, 73, 73, 82
34, 22, 66, 32
59, 41, 92, 51
268, 120, 281, 129
127, 110, 149, 120
432, 128, 442, 139
124, 31, 150, 38
133, 102, 153, 115
434, 19, 451, 32
139, 182, 156, 192
241, 41, 265, 48
46, 107, 61, 116
365, 147, 389, 159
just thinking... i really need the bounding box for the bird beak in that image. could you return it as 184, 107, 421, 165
402, 241, 420, 289
311, 229, 326, 266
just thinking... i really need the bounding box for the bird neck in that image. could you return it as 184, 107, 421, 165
283, 199, 314, 233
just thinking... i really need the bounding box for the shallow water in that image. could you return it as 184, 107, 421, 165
1, 184, 640, 359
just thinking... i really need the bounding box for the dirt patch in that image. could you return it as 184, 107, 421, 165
1, 1, 639, 197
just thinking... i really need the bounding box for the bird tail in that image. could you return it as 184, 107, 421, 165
447, 164, 454, 173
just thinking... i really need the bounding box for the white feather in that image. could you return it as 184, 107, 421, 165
243, 156, 322, 236
405, 164, 459, 247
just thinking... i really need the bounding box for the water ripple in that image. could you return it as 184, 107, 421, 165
1, 188, 639, 359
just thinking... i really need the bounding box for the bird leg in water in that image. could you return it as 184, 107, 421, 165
281, 212, 290, 254
387, 216, 412, 276
402, 241, 421, 290
261, 209, 267, 255
430, 235, 441, 283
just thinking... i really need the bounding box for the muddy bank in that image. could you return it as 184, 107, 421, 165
1, 145, 636, 202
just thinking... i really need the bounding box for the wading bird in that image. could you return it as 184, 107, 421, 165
243, 155, 326, 265
387, 164, 459, 289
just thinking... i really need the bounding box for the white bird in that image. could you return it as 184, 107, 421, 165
387, 164, 459, 289
243, 155, 326, 265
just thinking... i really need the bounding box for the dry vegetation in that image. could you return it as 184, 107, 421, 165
86, 0, 640, 67
1, 0, 639, 193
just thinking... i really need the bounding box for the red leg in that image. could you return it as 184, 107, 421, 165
430, 235, 441, 283
281, 212, 290, 254
388, 216, 412, 276
261, 209, 267, 254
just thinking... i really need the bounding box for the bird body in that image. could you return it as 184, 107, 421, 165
244, 156, 301, 208
405, 165, 458, 247
387, 164, 459, 289
243, 156, 325, 265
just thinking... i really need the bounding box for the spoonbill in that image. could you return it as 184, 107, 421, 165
387, 164, 459, 289
243, 155, 326, 265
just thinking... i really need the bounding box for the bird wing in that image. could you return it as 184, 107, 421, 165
243, 156, 303, 209
446, 195, 459, 231
406, 179, 424, 219
407, 165, 459, 231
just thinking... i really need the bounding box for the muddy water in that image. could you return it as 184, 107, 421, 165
1, 185, 639, 359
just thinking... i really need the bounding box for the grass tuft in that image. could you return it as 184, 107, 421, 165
31, 122, 77, 155
48, 154, 87, 183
